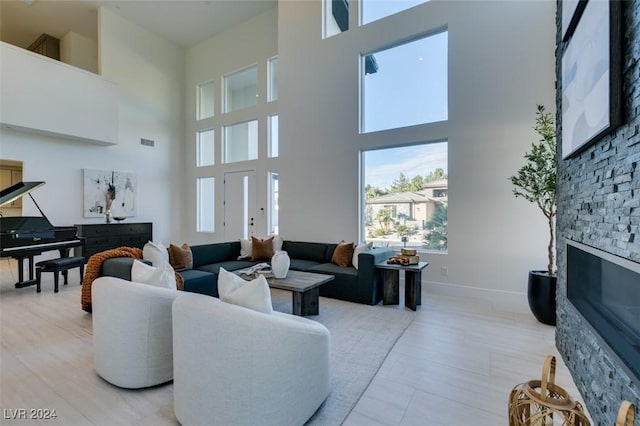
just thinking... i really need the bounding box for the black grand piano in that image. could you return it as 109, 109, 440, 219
0, 181, 84, 288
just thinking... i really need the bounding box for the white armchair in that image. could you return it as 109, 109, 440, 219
172, 293, 331, 426
91, 276, 180, 389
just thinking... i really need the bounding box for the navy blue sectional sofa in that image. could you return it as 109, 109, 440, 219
101, 240, 394, 306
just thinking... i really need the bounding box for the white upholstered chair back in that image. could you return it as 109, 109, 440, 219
172, 293, 331, 426
92, 276, 180, 389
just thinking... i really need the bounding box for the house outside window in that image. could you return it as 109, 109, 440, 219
363, 142, 448, 252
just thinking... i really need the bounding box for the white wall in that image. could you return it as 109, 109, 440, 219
96, 8, 186, 244
277, 0, 556, 298
60, 31, 98, 74
0, 41, 117, 145
0, 7, 185, 259
98, 8, 185, 244
184, 8, 278, 245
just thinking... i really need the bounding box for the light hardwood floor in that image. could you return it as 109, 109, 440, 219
0, 258, 588, 425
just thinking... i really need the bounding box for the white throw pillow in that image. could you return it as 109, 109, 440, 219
272, 235, 283, 252
217, 268, 273, 314
131, 259, 177, 290
352, 242, 371, 270
238, 235, 283, 260
142, 241, 169, 266
238, 239, 252, 260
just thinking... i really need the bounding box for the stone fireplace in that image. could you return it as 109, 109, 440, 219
555, 0, 640, 423
566, 240, 640, 383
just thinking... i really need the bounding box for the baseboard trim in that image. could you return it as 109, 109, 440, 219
424, 280, 530, 313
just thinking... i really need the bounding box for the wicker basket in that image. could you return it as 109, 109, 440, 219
509, 355, 591, 426
616, 401, 635, 426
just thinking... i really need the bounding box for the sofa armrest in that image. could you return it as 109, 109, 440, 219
356, 247, 396, 305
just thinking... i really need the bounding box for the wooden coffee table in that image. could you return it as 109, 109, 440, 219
237, 270, 334, 316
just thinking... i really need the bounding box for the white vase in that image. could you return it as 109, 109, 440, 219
271, 250, 290, 279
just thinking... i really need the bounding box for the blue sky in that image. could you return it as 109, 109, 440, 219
362, 0, 430, 25
361, 0, 447, 191
363, 30, 448, 133
365, 142, 448, 190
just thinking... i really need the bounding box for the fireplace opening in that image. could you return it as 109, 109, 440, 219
567, 240, 640, 383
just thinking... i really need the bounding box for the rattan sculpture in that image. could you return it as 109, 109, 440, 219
509, 355, 590, 426
615, 401, 635, 426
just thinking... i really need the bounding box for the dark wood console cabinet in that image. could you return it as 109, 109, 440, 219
74, 222, 152, 260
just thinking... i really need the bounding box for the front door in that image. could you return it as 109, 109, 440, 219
224, 170, 256, 241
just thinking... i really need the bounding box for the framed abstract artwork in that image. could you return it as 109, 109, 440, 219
562, 0, 587, 41
83, 169, 137, 218
561, 0, 622, 159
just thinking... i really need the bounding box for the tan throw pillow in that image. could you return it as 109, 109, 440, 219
169, 243, 193, 271
332, 241, 354, 267
251, 236, 274, 261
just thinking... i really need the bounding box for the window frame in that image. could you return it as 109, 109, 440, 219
268, 171, 279, 235
196, 128, 215, 167
196, 176, 215, 233
360, 140, 448, 253
223, 64, 259, 114
222, 119, 259, 164
359, 29, 449, 134
267, 56, 279, 102
196, 80, 215, 120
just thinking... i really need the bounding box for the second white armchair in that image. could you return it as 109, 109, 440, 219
172, 293, 331, 426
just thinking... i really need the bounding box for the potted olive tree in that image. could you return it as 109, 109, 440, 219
510, 105, 557, 325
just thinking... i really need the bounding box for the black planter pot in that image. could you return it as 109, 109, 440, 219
527, 270, 557, 326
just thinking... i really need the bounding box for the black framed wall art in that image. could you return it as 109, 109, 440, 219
561, 0, 622, 159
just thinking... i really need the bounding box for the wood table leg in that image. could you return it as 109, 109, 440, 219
292, 286, 320, 316
383, 269, 400, 305
405, 270, 422, 311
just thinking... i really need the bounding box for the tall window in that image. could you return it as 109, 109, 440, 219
361, 30, 448, 133
224, 65, 258, 113
268, 171, 279, 235
223, 120, 258, 163
268, 114, 279, 158
268, 57, 279, 102
362, 142, 448, 252
196, 129, 215, 167
197, 81, 215, 120
361, 0, 430, 25
324, 0, 348, 38
197, 177, 215, 232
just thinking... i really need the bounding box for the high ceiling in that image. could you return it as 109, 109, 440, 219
0, 0, 277, 49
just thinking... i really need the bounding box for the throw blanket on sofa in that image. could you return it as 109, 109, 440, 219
81, 247, 184, 313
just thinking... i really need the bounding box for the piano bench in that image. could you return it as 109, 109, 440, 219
35, 256, 86, 293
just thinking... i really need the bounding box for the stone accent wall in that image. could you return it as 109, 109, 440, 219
555, 0, 640, 423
